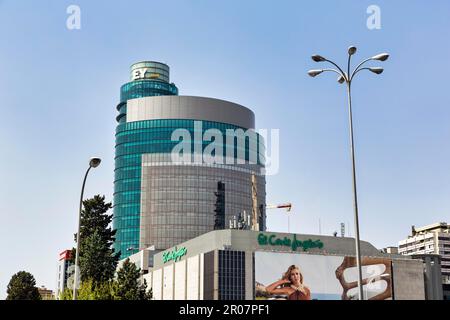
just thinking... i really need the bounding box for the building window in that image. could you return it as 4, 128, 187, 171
218, 250, 245, 300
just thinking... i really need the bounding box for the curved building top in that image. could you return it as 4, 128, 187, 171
130, 61, 170, 83
126, 95, 255, 129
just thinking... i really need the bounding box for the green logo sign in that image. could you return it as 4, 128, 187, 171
258, 233, 324, 252
162, 246, 187, 263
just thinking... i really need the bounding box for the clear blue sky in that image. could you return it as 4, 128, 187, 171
1, 0, 449, 298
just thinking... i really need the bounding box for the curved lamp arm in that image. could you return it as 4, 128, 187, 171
351, 67, 371, 79
352, 67, 384, 80
350, 57, 372, 81
322, 68, 345, 77
324, 59, 348, 81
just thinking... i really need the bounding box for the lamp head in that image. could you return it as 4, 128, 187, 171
369, 67, 384, 74
308, 69, 323, 77
348, 46, 357, 55
337, 75, 345, 84
371, 53, 389, 61
311, 54, 326, 62
89, 157, 101, 168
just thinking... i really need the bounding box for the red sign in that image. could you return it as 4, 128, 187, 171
59, 250, 71, 261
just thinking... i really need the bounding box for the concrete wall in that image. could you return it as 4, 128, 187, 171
392, 259, 425, 300
116, 249, 149, 272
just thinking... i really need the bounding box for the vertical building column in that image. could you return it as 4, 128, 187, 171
434, 232, 439, 254
245, 251, 254, 300
199, 254, 204, 300
214, 250, 219, 300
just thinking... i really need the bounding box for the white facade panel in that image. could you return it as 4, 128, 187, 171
174, 260, 187, 300
155, 98, 163, 119
152, 269, 162, 300
136, 98, 143, 120
186, 255, 200, 300
163, 264, 174, 300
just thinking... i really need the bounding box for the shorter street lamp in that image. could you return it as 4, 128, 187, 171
73, 157, 101, 300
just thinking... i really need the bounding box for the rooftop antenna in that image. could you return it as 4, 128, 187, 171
229, 211, 251, 230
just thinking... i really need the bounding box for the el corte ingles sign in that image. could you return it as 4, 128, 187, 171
162, 233, 324, 264
162, 246, 187, 264
258, 233, 324, 252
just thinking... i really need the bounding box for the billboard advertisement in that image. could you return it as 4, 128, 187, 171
255, 252, 392, 300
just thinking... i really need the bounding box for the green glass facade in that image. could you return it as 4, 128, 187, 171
114, 62, 180, 258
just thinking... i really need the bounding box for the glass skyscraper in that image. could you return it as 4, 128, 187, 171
114, 61, 266, 259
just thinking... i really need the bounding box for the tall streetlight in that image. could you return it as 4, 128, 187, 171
308, 46, 389, 300
73, 157, 101, 300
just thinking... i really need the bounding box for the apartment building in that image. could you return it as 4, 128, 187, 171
398, 222, 450, 299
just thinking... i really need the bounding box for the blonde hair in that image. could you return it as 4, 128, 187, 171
282, 265, 304, 287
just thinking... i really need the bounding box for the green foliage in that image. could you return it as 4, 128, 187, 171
74, 195, 120, 284
60, 279, 118, 300
59, 274, 153, 301
6, 271, 41, 300
59, 287, 73, 300
114, 258, 151, 300
77, 279, 117, 300
80, 230, 116, 285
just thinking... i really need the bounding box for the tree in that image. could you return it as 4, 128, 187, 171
115, 258, 151, 300
6, 271, 41, 300
73, 195, 120, 284
79, 230, 117, 284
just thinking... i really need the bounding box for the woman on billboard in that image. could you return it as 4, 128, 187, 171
265, 265, 311, 300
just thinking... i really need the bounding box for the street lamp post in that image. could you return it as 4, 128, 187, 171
308, 46, 389, 300
73, 157, 101, 300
